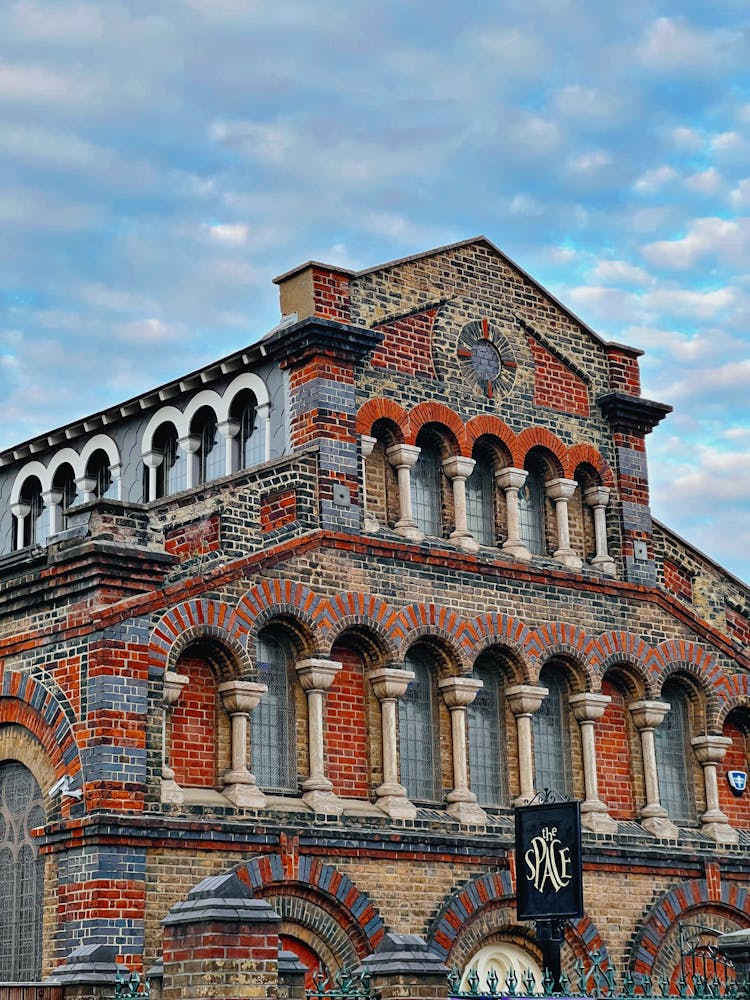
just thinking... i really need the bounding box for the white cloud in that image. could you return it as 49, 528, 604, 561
643, 217, 750, 269
684, 167, 722, 195
638, 16, 747, 75
634, 166, 678, 192
208, 223, 250, 246
590, 260, 652, 285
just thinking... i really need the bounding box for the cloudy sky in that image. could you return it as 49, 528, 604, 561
1, 1, 749, 583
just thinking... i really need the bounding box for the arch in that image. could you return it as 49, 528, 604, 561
233, 580, 328, 650
588, 631, 655, 688
224, 371, 271, 409
716, 675, 750, 729
183, 389, 225, 426
564, 444, 614, 486
149, 599, 242, 674
9, 462, 50, 505
407, 402, 467, 453
425, 870, 516, 959
321, 592, 400, 661
236, 854, 385, 954
79, 433, 120, 471
459, 613, 535, 679
356, 399, 408, 438
393, 604, 471, 671
629, 879, 750, 978
47, 448, 83, 484
465, 416, 517, 461
652, 641, 723, 724
526, 623, 599, 690
142, 406, 189, 455
514, 427, 566, 473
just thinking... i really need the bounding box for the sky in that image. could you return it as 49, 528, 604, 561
1, 1, 749, 584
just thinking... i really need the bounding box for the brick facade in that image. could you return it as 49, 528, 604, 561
0, 238, 747, 997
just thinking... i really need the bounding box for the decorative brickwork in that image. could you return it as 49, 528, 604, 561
261, 489, 298, 533
164, 515, 220, 561
663, 559, 693, 604
528, 337, 590, 416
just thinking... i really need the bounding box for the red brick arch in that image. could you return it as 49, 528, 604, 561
406, 401, 468, 453
149, 599, 238, 673
514, 427, 566, 473
233, 579, 329, 646
564, 443, 615, 486
320, 591, 400, 659
465, 415, 517, 461
393, 603, 471, 670
355, 398, 409, 438
458, 613, 535, 681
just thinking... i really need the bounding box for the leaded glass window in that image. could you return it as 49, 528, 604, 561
0, 761, 45, 981
467, 661, 506, 806
466, 457, 495, 547
399, 651, 440, 803
252, 636, 296, 793
411, 443, 442, 537
518, 461, 546, 555
196, 411, 223, 485
87, 450, 115, 500
655, 681, 695, 823
154, 425, 184, 498
235, 392, 264, 469
533, 667, 572, 796
53, 465, 77, 529
18, 478, 46, 548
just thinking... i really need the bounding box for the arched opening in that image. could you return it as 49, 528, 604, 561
411, 436, 443, 538
153, 423, 183, 498
466, 450, 495, 547
230, 389, 264, 470
170, 644, 228, 789
327, 640, 371, 800
533, 664, 573, 797
399, 648, 441, 803
655, 679, 696, 823
191, 406, 223, 486
85, 448, 114, 500
518, 453, 548, 556
51, 463, 77, 530
0, 760, 45, 980
719, 709, 750, 830
252, 631, 297, 794
15, 476, 46, 549
460, 942, 544, 994
467, 654, 507, 807
597, 673, 638, 821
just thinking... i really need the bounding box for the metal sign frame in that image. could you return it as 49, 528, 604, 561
515, 799, 583, 921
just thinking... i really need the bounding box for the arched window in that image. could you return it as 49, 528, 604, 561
16, 477, 46, 548
0, 761, 45, 981
411, 442, 442, 537
467, 659, 506, 806
466, 455, 495, 547
193, 408, 223, 485
252, 634, 296, 793
52, 465, 77, 530
518, 457, 546, 555
655, 680, 695, 823
86, 449, 114, 500
533, 666, 572, 796
399, 650, 440, 803
460, 943, 543, 995
153, 424, 183, 497
231, 390, 264, 470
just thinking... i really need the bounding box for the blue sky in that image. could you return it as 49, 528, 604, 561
1, 1, 749, 583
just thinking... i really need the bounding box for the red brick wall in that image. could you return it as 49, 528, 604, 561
727, 607, 750, 646
326, 644, 369, 798
663, 560, 693, 603
527, 338, 589, 416
170, 656, 218, 787
260, 489, 297, 532
288, 357, 356, 448
312, 268, 351, 322
606, 347, 641, 395
597, 679, 636, 820
371, 311, 437, 377
718, 718, 749, 829
165, 515, 220, 561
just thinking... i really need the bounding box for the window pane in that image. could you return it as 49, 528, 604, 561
252, 637, 296, 792
533, 669, 572, 796
466, 458, 495, 547
241, 399, 264, 468
655, 682, 695, 823
399, 652, 440, 802
411, 445, 441, 536
518, 466, 545, 555
199, 415, 223, 484
467, 664, 506, 806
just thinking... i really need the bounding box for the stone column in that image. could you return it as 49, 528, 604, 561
161, 670, 190, 805
42, 488, 64, 537
370, 666, 417, 820
10, 501, 30, 549
178, 434, 200, 489
439, 677, 487, 824
691, 734, 738, 844
442, 456, 480, 552
569, 692, 618, 834
629, 700, 679, 839
296, 658, 343, 814
361, 932, 449, 1000
506, 685, 548, 805
111, 462, 122, 500
218, 680, 268, 808
546, 478, 582, 569
584, 485, 616, 576
496, 467, 532, 561
217, 418, 240, 477
256, 401, 271, 463
143, 449, 163, 502
361, 434, 379, 534
386, 443, 423, 541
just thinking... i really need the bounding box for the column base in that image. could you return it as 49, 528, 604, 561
394, 519, 424, 542
591, 554, 617, 576
223, 772, 267, 809
502, 539, 532, 562
445, 793, 487, 826
302, 777, 343, 815
375, 784, 418, 820
700, 820, 739, 845
160, 776, 185, 806
363, 514, 380, 534
642, 811, 680, 840
553, 547, 583, 570
581, 802, 618, 834
450, 530, 480, 553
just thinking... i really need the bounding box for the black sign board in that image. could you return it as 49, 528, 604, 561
515, 800, 583, 921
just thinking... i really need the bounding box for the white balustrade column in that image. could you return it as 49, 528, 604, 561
296, 658, 343, 815
370, 666, 416, 819
569, 692, 617, 833
386, 444, 423, 541
584, 486, 616, 576
179, 434, 201, 490
443, 456, 479, 552
361, 434, 379, 534
218, 680, 268, 808
42, 489, 64, 538
76, 475, 97, 505
691, 735, 738, 844
217, 419, 240, 477
546, 478, 582, 570
506, 685, 548, 805
142, 450, 163, 502
629, 700, 679, 839
439, 677, 487, 824
161, 671, 190, 805
10, 502, 30, 550
256, 401, 271, 463
495, 467, 531, 561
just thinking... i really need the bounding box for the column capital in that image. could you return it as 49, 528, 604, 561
370, 666, 414, 701
629, 699, 671, 730
569, 691, 611, 723
386, 443, 421, 469
360, 433, 377, 459
295, 658, 342, 691
438, 676, 482, 708
142, 449, 164, 469
218, 679, 267, 715
163, 670, 190, 707
217, 418, 240, 439
691, 734, 733, 765
506, 684, 548, 716
442, 455, 475, 481
10, 501, 31, 519
495, 467, 528, 491
178, 433, 201, 454
546, 477, 578, 501
583, 484, 611, 508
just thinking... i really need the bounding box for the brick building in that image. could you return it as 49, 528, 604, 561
0, 237, 748, 995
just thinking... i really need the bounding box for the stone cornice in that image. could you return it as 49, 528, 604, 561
263, 315, 384, 366
598, 391, 672, 434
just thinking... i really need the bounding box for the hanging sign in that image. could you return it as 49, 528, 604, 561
515, 800, 583, 921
